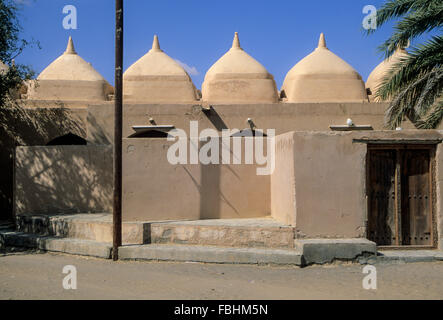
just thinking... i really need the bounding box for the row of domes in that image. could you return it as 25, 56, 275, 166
24, 33, 405, 103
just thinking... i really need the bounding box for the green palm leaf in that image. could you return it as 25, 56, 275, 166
368, 0, 443, 129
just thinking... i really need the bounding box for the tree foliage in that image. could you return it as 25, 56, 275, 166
0, 0, 35, 105
367, 0, 443, 129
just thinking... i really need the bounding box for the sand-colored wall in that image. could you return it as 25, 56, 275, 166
0, 101, 87, 221
271, 132, 296, 226
271, 130, 443, 240
282, 131, 367, 238
87, 103, 419, 145
292, 132, 368, 238
14, 145, 112, 216
122, 138, 270, 222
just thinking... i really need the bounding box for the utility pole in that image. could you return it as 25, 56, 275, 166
113, 0, 123, 261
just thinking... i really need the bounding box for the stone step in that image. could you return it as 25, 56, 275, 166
149, 218, 295, 248
294, 238, 377, 265
10, 215, 383, 265
15, 214, 149, 245
16, 214, 295, 248
119, 244, 303, 266
0, 230, 112, 258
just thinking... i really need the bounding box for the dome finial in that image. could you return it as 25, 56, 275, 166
151, 35, 162, 52
232, 32, 242, 50
65, 36, 77, 54
317, 33, 327, 49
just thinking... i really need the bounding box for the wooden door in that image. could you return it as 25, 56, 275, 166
401, 150, 432, 246
367, 146, 434, 247
367, 150, 397, 245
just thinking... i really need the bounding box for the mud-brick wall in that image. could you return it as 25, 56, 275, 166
122, 138, 270, 221
14, 145, 112, 216
271, 131, 367, 238
271, 130, 443, 241
0, 101, 87, 220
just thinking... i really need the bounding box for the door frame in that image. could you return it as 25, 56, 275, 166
366, 144, 438, 249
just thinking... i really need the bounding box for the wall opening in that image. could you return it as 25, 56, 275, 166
46, 133, 87, 146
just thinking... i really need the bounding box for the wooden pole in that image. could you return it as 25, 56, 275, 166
113, 0, 123, 261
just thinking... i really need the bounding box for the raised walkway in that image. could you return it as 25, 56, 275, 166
1, 213, 441, 266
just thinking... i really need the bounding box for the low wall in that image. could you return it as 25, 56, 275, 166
0, 101, 87, 221
122, 138, 271, 221
14, 145, 112, 216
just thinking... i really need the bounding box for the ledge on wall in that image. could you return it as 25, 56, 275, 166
330, 125, 373, 131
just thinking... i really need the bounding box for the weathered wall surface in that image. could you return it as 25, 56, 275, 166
122, 138, 270, 221
87, 103, 420, 145
292, 132, 367, 238
0, 100, 87, 221
271, 130, 443, 240
15, 145, 112, 216
271, 132, 296, 226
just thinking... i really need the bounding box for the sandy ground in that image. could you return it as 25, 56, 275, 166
0, 250, 442, 300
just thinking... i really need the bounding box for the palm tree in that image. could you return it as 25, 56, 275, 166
367, 0, 442, 129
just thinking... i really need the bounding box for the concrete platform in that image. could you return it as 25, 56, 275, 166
15, 214, 295, 248
10, 214, 442, 266
118, 244, 303, 265
294, 238, 377, 265
150, 218, 295, 248
0, 230, 111, 258
15, 214, 149, 245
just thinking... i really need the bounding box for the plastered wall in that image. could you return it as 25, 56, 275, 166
14, 145, 112, 216
271, 130, 443, 239
86, 103, 420, 145
122, 138, 270, 222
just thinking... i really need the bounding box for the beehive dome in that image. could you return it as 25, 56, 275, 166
27, 37, 113, 101
202, 32, 278, 104
366, 48, 408, 102
281, 33, 368, 103
123, 35, 198, 103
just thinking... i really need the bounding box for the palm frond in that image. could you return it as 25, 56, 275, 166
376, 36, 443, 101
416, 99, 443, 128
378, 2, 443, 57
367, 0, 437, 34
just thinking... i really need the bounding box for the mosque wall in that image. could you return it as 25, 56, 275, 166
284, 131, 367, 238
122, 138, 270, 221
86, 102, 418, 145
271, 132, 296, 226
271, 130, 443, 240
0, 102, 87, 221
14, 145, 112, 216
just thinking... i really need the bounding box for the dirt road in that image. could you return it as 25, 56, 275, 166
1, 251, 442, 300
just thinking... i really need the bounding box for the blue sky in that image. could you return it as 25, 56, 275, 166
15, 0, 401, 88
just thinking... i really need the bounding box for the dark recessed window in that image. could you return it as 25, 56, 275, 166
46, 133, 87, 146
